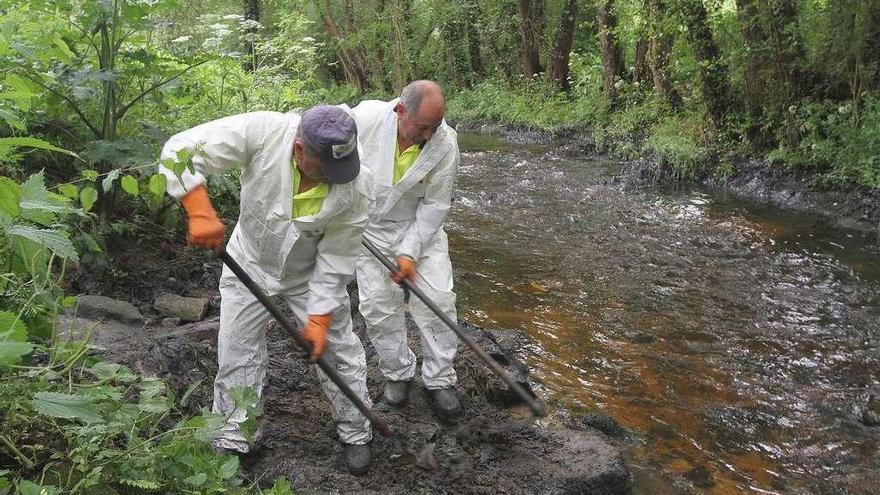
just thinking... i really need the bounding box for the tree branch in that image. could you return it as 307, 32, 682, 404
114, 28, 138, 52
114, 59, 210, 122
22, 74, 101, 139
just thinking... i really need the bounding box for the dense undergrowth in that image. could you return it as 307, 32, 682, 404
0, 172, 290, 493
447, 78, 880, 188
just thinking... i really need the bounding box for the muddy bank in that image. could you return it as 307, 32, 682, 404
65, 285, 632, 494
454, 121, 880, 232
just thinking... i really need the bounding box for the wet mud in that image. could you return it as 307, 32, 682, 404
73, 277, 632, 494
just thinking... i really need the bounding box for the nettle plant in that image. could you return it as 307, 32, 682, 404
1, 0, 209, 215
0, 167, 285, 493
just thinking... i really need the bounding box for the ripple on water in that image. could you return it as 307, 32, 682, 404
450, 134, 880, 495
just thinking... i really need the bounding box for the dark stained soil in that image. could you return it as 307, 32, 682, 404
69, 247, 633, 494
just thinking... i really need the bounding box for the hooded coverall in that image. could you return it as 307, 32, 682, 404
158, 111, 374, 451
351, 99, 460, 390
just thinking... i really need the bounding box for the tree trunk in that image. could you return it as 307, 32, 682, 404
517, 0, 542, 77
441, 2, 470, 88
646, 0, 681, 108
373, 0, 390, 91
531, 0, 547, 58
674, 0, 732, 126
320, 0, 369, 92
400, 0, 418, 82
465, 0, 485, 78
390, 0, 408, 92
634, 38, 650, 85
242, 0, 260, 72
767, 0, 808, 104
597, 0, 624, 99
547, 0, 577, 90
734, 0, 771, 147
342, 0, 372, 86
863, 3, 880, 91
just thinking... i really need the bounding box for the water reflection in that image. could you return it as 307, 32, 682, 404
448, 133, 880, 494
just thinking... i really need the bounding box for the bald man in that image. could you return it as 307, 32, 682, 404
352, 81, 461, 418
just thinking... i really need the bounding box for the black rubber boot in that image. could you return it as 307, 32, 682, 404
343, 442, 372, 476
384, 380, 412, 408
426, 387, 461, 419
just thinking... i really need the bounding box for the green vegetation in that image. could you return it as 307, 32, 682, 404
0, 0, 878, 491
0, 169, 289, 492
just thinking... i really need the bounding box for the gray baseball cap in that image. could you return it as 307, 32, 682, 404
300, 105, 360, 184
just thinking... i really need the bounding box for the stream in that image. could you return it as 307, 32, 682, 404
447, 133, 880, 495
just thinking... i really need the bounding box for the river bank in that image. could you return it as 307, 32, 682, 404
66, 246, 634, 494
453, 121, 880, 232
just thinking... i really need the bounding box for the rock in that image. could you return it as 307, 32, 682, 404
76, 295, 143, 324
579, 412, 629, 439
154, 294, 209, 322
861, 395, 880, 427
161, 317, 182, 328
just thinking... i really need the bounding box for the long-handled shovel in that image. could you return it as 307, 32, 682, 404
362, 237, 547, 418
217, 248, 395, 437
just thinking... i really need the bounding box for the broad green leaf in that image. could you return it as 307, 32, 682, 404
81, 169, 99, 181
219, 455, 239, 479
0, 311, 30, 365
0, 311, 27, 341
0, 137, 79, 159
121, 175, 139, 196
20, 171, 77, 224
85, 139, 153, 166
138, 379, 170, 413
183, 473, 207, 487
0, 108, 23, 131
4, 74, 39, 94
58, 183, 79, 199
10, 235, 51, 281
0, 341, 33, 365
80, 187, 97, 212
148, 173, 166, 197
185, 412, 224, 442
6, 224, 79, 261
228, 387, 261, 440
102, 169, 120, 191
266, 477, 294, 495
0, 91, 33, 109
15, 480, 59, 495
33, 392, 101, 423
52, 36, 74, 61
0, 177, 19, 219
84, 385, 122, 403
108, 403, 140, 428
80, 231, 102, 252
88, 362, 136, 382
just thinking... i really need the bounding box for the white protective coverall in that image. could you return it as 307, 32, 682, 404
159, 111, 374, 451
351, 99, 460, 390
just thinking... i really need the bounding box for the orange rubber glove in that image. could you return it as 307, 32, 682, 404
391, 256, 416, 284
180, 185, 225, 251
303, 314, 331, 362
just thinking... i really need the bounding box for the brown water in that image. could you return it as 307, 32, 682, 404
447, 133, 880, 494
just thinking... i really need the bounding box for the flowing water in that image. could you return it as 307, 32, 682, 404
447, 133, 880, 494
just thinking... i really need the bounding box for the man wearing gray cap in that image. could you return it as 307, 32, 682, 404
158, 105, 375, 474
